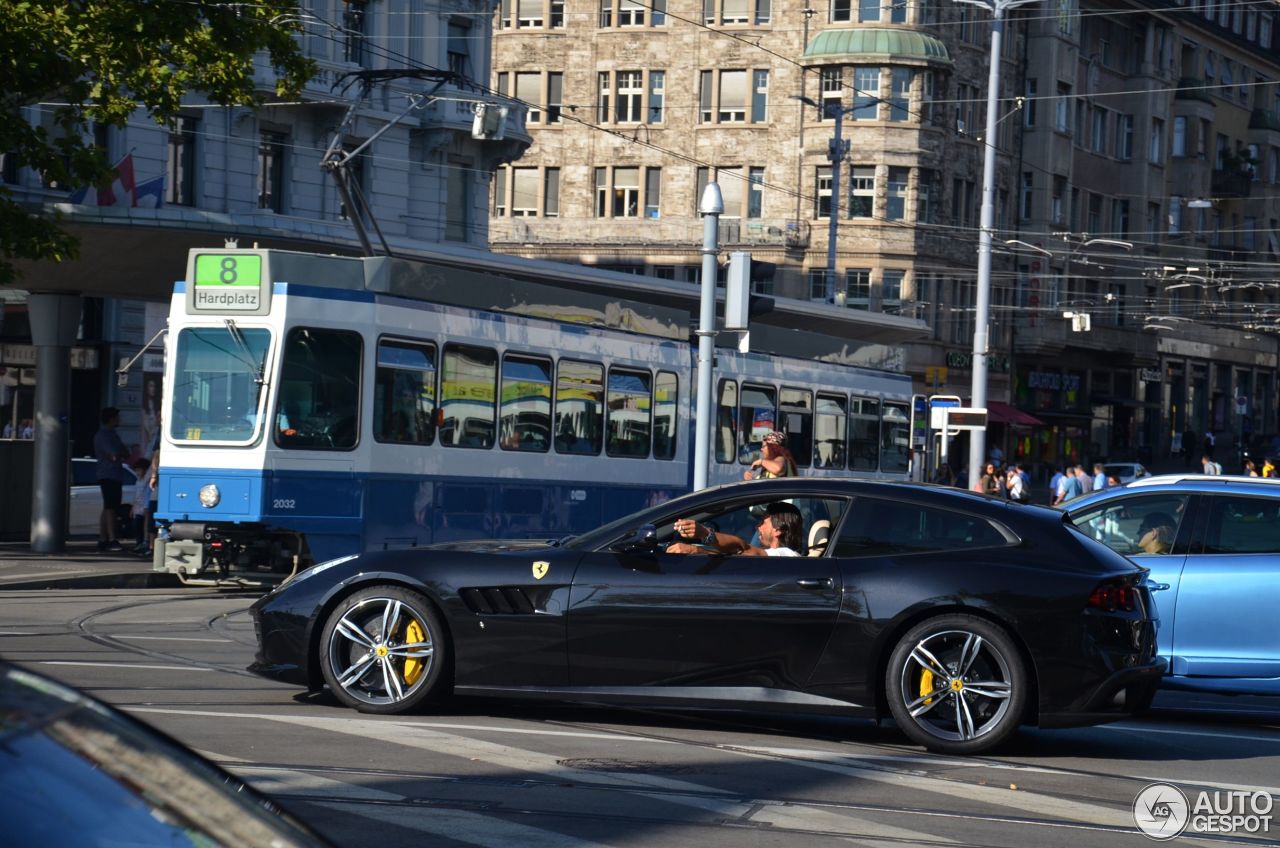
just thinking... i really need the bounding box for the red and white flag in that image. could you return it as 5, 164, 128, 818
69, 152, 137, 207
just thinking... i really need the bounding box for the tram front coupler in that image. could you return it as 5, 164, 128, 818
155, 521, 304, 588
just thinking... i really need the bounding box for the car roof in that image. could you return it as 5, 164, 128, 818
1123, 473, 1280, 488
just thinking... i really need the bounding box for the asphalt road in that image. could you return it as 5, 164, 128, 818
2, 586, 1278, 848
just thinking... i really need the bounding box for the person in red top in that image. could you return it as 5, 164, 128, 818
746, 430, 798, 480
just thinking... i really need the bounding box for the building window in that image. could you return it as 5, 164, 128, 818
845, 268, 871, 308
595, 166, 660, 218
853, 67, 880, 119
820, 67, 843, 118
747, 166, 764, 218
881, 270, 903, 309
547, 72, 563, 123
816, 166, 832, 218
859, 0, 880, 21
447, 20, 471, 80
1117, 114, 1133, 160
1051, 175, 1065, 224
889, 69, 912, 121
1055, 82, 1071, 131
1090, 106, 1108, 153
886, 167, 908, 220
831, 0, 851, 22
445, 159, 471, 241
511, 168, 538, 216
617, 70, 644, 122
612, 167, 640, 217
1087, 193, 1102, 232
699, 69, 767, 123
493, 169, 506, 216
595, 69, 663, 124
916, 168, 935, 223
849, 166, 875, 217
752, 69, 769, 123
703, 0, 769, 25
1, 150, 17, 185
515, 72, 542, 123
544, 167, 560, 216
719, 69, 746, 121
1113, 199, 1129, 236
645, 168, 661, 218
1149, 117, 1165, 164
503, 0, 567, 28
343, 0, 367, 64
648, 71, 666, 122
1172, 116, 1187, 157
166, 116, 198, 207
257, 131, 286, 213
1020, 171, 1033, 220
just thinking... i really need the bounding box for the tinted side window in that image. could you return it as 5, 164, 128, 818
814, 393, 847, 469
1204, 495, 1280, 553
780, 387, 813, 467
440, 344, 497, 449
606, 368, 651, 457
738, 383, 776, 464
880, 401, 910, 473
500, 354, 552, 452
833, 498, 1009, 556
554, 359, 603, 455
715, 379, 738, 463
374, 338, 436, 445
848, 396, 879, 470
275, 327, 362, 451
1070, 495, 1190, 556
653, 370, 678, 460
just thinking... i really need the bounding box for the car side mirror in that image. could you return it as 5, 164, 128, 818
610, 523, 660, 554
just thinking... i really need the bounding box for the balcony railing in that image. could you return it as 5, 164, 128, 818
1211, 168, 1253, 198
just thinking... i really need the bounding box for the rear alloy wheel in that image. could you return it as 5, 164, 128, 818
886, 614, 1027, 755
320, 587, 447, 714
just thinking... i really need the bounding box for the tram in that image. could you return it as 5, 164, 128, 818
155, 247, 913, 585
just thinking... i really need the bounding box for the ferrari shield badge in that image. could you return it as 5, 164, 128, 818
532, 561, 550, 580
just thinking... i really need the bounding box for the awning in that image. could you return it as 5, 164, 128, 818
986, 401, 1046, 427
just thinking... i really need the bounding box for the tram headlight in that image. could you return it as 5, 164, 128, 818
198, 484, 221, 508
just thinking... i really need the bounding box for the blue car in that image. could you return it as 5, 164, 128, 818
1065, 474, 1280, 696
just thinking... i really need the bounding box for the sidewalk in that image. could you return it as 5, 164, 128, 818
0, 540, 179, 590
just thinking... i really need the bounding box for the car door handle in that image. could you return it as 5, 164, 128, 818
1149, 582, 1171, 592
795, 577, 834, 589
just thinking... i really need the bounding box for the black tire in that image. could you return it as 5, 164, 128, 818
885, 614, 1028, 755
319, 586, 448, 714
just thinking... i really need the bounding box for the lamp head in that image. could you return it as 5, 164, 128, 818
699, 182, 725, 216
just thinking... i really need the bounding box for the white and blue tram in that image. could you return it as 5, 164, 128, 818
156, 248, 912, 583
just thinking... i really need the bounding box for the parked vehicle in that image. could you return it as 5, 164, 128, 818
250, 478, 1163, 755
69, 456, 138, 537
1066, 474, 1280, 696
0, 660, 334, 847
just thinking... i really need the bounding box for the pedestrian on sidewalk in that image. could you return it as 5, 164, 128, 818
93, 407, 131, 552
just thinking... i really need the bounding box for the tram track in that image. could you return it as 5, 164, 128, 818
33, 592, 1280, 847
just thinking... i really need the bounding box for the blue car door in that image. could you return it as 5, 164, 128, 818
1172, 494, 1280, 681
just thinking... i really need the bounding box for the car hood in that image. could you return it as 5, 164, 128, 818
419, 538, 562, 554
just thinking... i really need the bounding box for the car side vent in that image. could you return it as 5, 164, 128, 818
460, 586, 537, 615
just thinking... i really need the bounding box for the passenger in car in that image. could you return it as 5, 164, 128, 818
668, 502, 804, 557
1137, 511, 1177, 555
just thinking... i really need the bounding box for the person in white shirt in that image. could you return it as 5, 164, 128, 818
668, 502, 804, 557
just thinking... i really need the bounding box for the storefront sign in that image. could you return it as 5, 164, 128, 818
3, 344, 99, 369
1138, 367, 1162, 383
945, 351, 1010, 373
1027, 371, 1081, 392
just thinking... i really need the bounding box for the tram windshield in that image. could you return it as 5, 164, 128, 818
170, 327, 271, 442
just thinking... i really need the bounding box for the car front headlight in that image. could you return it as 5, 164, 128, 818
198, 484, 220, 508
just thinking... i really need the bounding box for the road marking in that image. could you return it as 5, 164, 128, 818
39, 660, 213, 672
312, 801, 625, 848
0, 630, 37, 635
113, 635, 233, 643
241, 768, 403, 802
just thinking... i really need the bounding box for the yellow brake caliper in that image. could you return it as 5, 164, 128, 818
920, 669, 935, 705
402, 619, 426, 685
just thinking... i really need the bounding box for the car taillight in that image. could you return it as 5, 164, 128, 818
1088, 582, 1137, 612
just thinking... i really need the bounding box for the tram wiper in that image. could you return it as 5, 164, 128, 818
224, 319, 265, 384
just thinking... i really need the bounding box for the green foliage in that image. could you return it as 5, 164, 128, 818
0, 0, 316, 285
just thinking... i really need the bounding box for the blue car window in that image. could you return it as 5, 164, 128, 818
1071, 495, 1189, 556
1204, 496, 1280, 554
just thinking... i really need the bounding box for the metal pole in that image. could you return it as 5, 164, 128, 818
825, 109, 846, 303
27, 293, 80, 553
693, 182, 724, 491
967, 5, 1005, 490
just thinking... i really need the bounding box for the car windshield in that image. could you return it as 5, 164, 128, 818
169, 326, 271, 443
562, 487, 709, 550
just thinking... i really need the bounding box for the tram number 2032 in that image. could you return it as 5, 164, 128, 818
272, 499, 297, 510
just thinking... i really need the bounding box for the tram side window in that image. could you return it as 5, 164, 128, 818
606, 368, 651, 458
500, 354, 552, 452
554, 359, 603, 455
715, 379, 738, 463
848, 396, 880, 471
653, 370, 678, 460
275, 327, 362, 450
170, 326, 271, 442
814, 393, 847, 468
738, 383, 777, 465
373, 338, 436, 445
881, 400, 910, 473
779, 387, 813, 467
440, 344, 497, 449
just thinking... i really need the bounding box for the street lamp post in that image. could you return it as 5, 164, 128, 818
959, 0, 1039, 490
796, 96, 851, 302
693, 182, 725, 491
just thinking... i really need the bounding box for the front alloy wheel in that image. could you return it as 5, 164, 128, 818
319, 587, 447, 713
886, 614, 1027, 754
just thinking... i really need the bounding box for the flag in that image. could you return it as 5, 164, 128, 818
68, 153, 136, 207
135, 175, 165, 209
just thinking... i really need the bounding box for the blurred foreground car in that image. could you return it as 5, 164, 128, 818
251, 479, 1162, 755
0, 660, 333, 848
1066, 474, 1280, 696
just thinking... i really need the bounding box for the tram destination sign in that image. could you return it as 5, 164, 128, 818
186, 250, 273, 316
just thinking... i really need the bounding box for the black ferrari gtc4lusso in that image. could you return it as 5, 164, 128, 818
249, 478, 1164, 755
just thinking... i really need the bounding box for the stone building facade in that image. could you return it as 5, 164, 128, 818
490, 0, 1280, 476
